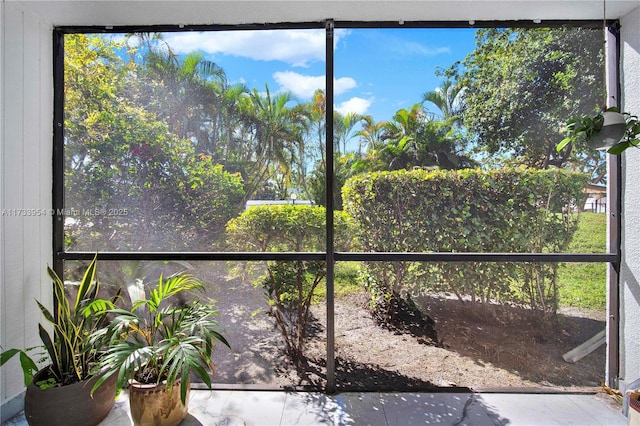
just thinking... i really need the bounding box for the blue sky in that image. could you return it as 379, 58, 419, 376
161, 27, 478, 123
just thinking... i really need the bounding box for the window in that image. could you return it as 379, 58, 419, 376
54, 21, 619, 392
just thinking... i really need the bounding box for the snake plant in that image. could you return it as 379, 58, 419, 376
0, 255, 120, 388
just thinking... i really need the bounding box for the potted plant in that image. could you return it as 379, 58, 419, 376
0, 255, 120, 426
91, 273, 230, 426
557, 107, 640, 153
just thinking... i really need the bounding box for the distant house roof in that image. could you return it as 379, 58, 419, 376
585, 183, 607, 195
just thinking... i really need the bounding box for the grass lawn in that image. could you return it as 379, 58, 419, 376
558, 212, 607, 310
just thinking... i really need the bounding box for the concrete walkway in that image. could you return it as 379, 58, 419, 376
3, 390, 628, 425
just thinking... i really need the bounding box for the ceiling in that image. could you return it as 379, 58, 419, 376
10, 0, 640, 28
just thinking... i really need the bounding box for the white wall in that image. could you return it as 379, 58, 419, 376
0, 3, 53, 422
620, 4, 640, 392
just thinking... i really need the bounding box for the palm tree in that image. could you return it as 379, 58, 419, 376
356, 115, 387, 155
422, 78, 465, 124
369, 104, 475, 171
358, 105, 422, 170
216, 82, 252, 168
304, 89, 327, 170
333, 111, 364, 155
132, 33, 227, 153
382, 103, 424, 148
243, 85, 308, 200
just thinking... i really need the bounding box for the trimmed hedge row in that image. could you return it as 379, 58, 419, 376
342, 167, 588, 313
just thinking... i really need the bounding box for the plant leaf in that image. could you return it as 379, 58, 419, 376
0, 348, 22, 366
75, 254, 98, 310
19, 351, 39, 386
556, 137, 572, 152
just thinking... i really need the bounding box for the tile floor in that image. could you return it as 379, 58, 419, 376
2, 390, 629, 425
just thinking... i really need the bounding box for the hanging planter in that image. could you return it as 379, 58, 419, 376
557, 107, 640, 154
587, 110, 626, 149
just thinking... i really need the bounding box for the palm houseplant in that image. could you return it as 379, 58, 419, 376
0, 255, 120, 426
91, 272, 230, 426
557, 107, 640, 154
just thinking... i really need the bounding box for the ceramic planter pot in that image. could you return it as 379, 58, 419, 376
587, 111, 626, 150
24, 368, 117, 426
128, 378, 190, 426
629, 392, 640, 426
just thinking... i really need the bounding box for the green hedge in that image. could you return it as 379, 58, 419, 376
342, 167, 588, 313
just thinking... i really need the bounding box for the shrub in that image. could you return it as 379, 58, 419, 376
343, 167, 587, 315
226, 205, 355, 366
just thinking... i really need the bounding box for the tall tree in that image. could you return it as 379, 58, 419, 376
298, 89, 328, 199
422, 78, 464, 123
131, 35, 228, 156
453, 27, 605, 170
356, 115, 387, 155
243, 85, 308, 199
64, 34, 244, 251
333, 111, 364, 156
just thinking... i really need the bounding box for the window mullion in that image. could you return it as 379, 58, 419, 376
325, 19, 336, 394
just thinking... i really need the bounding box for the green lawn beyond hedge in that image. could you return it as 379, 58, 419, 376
558, 212, 607, 310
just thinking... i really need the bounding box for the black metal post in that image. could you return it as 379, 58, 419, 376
607, 21, 622, 389
52, 30, 65, 277
325, 19, 336, 394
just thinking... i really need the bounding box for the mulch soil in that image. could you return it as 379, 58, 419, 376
204, 263, 606, 393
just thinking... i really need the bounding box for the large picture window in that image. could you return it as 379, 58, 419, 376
54, 21, 619, 392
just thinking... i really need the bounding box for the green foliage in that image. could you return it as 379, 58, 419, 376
226, 204, 355, 252
307, 153, 371, 210
453, 27, 605, 171
557, 108, 611, 152
64, 34, 245, 252
180, 155, 245, 245
241, 85, 309, 200
92, 274, 229, 405
359, 104, 475, 172
0, 255, 119, 388
0, 348, 40, 387
343, 168, 588, 315
226, 205, 355, 365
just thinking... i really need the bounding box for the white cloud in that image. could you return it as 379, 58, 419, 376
334, 77, 357, 95
336, 97, 373, 116
273, 72, 324, 98
163, 29, 326, 67
273, 71, 357, 99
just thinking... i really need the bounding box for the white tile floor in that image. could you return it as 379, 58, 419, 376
3, 390, 629, 426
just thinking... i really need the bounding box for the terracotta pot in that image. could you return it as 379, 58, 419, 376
24, 368, 117, 426
128, 379, 190, 426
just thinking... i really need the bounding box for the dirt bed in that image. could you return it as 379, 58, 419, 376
330, 292, 604, 391
206, 263, 605, 392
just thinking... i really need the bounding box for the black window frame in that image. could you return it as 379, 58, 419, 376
53, 19, 622, 392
